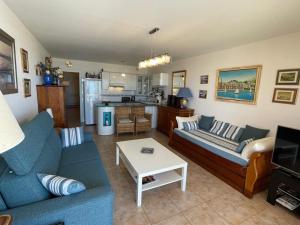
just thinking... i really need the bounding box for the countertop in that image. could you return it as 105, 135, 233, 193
96, 101, 163, 107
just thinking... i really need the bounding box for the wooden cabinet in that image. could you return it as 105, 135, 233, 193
102, 71, 110, 90
157, 105, 194, 136
36, 85, 67, 127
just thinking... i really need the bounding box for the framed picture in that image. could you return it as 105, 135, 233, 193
23, 78, 31, 97
276, 69, 300, 85
0, 28, 18, 94
215, 65, 262, 104
199, 90, 207, 99
272, 88, 297, 104
20, 48, 29, 73
200, 75, 208, 84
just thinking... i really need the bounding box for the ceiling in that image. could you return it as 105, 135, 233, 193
5, 0, 300, 65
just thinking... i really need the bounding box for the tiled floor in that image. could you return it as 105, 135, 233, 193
88, 127, 300, 225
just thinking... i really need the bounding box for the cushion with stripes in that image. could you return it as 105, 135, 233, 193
183, 121, 198, 131
209, 120, 229, 136
61, 127, 84, 148
222, 124, 244, 142
37, 173, 86, 196
235, 138, 254, 153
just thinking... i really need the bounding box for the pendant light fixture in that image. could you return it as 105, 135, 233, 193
138, 28, 172, 69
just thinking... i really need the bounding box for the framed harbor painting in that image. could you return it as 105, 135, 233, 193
0, 29, 18, 94
215, 65, 262, 104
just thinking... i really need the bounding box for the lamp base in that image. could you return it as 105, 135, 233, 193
180, 98, 188, 109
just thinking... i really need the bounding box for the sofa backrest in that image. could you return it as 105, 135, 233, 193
0, 112, 62, 209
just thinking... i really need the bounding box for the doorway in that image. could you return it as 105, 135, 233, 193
63, 72, 81, 126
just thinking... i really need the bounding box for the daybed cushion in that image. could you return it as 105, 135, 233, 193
174, 128, 249, 166
222, 124, 245, 142
241, 137, 275, 159
239, 125, 269, 142
209, 120, 229, 136
198, 115, 215, 131
176, 115, 198, 130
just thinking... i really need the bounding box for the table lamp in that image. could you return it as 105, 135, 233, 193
0, 90, 25, 154
176, 87, 193, 109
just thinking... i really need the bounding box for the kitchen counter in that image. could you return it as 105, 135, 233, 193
96, 102, 161, 107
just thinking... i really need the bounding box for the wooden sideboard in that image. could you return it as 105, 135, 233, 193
36, 85, 67, 127
157, 105, 194, 136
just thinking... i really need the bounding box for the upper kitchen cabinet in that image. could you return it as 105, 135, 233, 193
124, 74, 137, 90
102, 71, 110, 90
136, 75, 149, 95
152, 73, 169, 86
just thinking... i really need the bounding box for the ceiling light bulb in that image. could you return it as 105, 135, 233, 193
121, 73, 126, 77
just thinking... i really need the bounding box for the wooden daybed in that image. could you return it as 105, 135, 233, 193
168, 120, 273, 198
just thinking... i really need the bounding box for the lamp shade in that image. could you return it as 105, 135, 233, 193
0, 90, 24, 153
176, 87, 193, 98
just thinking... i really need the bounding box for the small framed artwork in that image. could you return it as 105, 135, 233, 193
0, 28, 18, 94
199, 90, 207, 99
200, 75, 208, 84
23, 78, 31, 97
276, 69, 300, 85
20, 48, 29, 73
272, 88, 297, 104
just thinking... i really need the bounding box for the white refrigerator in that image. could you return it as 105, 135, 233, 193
83, 79, 102, 125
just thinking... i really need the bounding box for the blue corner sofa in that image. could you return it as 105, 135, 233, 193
0, 112, 114, 225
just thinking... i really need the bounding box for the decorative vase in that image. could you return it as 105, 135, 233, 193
43, 71, 53, 86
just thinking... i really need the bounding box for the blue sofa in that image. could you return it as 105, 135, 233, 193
0, 112, 114, 225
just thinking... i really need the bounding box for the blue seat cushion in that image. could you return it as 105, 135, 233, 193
174, 129, 249, 166
2, 112, 54, 175
198, 115, 215, 131
59, 142, 100, 167
58, 159, 110, 189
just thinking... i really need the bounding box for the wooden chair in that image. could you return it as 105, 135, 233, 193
115, 107, 135, 136
131, 106, 152, 134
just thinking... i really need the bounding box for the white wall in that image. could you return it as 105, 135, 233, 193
1, 0, 49, 123
158, 32, 300, 135
52, 57, 147, 122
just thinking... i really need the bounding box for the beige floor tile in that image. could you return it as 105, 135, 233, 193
153, 214, 191, 225
184, 204, 230, 225
114, 212, 150, 225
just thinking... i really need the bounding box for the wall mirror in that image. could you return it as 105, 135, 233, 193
172, 70, 186, 95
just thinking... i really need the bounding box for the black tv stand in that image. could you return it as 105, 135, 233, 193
267, 168, 300, 214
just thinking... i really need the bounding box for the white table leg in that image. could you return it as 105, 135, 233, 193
181, 164, 187, 192
116, 145, 119, 165
137, 175, 143, 207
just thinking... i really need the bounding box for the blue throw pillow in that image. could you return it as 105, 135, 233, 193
235, 138, 254, 153
183, 121, 198, 131
239, 125, 269, 142
198, 115, 215, 131
37, 173, 86, 196
209, 120, 229, 136
61, 126, 84, 148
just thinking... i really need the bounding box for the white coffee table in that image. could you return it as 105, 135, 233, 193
116, 138, 188, 207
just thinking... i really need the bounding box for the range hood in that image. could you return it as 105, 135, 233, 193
109, 83, 125, 88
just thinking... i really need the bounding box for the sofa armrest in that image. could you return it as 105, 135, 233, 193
244, 151, 274, 198
84, 132, 93, 142
1, 186, 114, 225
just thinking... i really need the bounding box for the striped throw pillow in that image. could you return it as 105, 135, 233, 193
37, 173, 86, 196
209, 121, 229, 136
183, 121, 198, 131
61, 127, 84, 148
235, 138, 254, 153
222, 125, 244, 141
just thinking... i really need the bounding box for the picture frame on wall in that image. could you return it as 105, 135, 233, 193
200, 75, 208, 84
0, 28, 18, 94
276, 69, 300, 85
24, 78, 31, 97
20, 48, 29, 73
199, 90, 207, 99
215, 65, 262, 104
272, 88, 297, 104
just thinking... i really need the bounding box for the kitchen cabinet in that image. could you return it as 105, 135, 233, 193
102, 71, 110, 90
152, 73, 169, 86
109, 72, 125, 86
145, 106, 158, 128
136, 75, 149, 95
124, 74, 137, 90
157, 105, 194, 136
